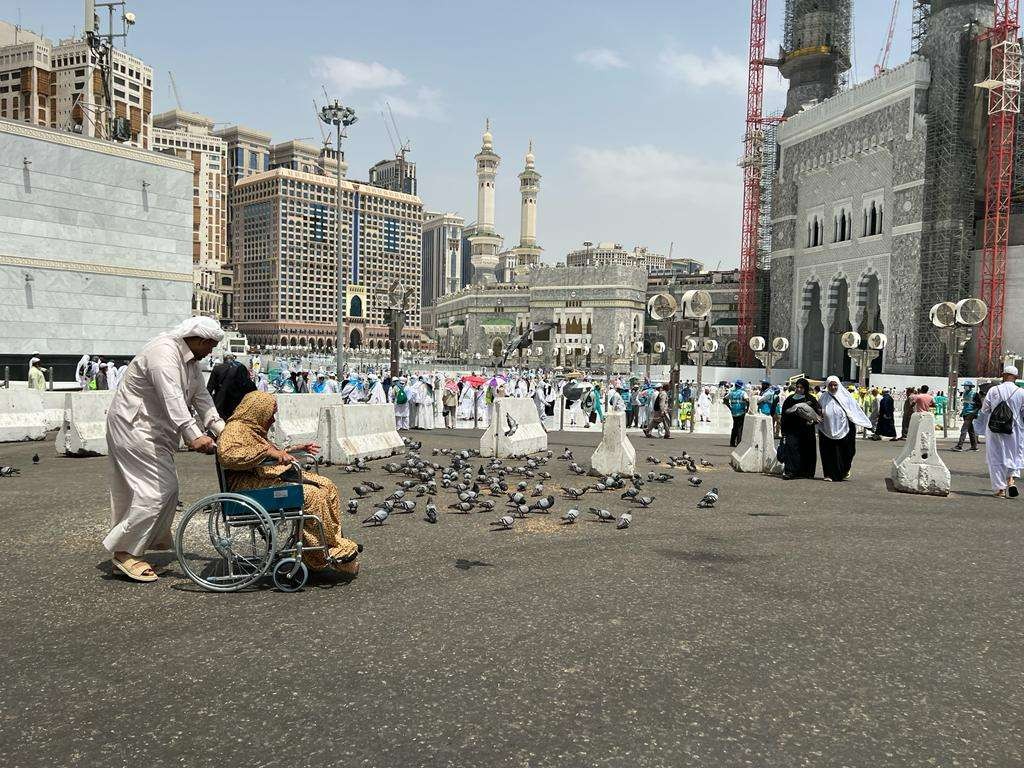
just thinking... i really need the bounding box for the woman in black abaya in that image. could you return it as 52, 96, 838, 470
817, 375, 873, 481
780, 378, 821, 479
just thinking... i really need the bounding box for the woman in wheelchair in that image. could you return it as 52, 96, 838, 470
217, 391, 360, 576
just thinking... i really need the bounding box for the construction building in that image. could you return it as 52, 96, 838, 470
152, 109, 230, 320
369, 156, 416, 195
0, 20, 153, 149
767, 0, 1024, 377
421, 212, 465, 309
230, 168, 425, 353
566, 242, 668, 272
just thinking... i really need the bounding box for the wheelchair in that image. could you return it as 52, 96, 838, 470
174, 454, 342, 592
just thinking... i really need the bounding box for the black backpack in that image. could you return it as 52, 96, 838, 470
989, 392, 1015, 435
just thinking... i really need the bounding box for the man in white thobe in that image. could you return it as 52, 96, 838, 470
102, 317, 224, 582
977, 365, 1024, 497
367, 375, 386, 404
696, 387, 712, 423
391, 376, 411, 430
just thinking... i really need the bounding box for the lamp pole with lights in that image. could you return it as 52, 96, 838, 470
930, 298, 988, 438
319, 99, 357, 379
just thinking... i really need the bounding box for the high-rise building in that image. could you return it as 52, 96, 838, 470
231, 168, 424, 353
566, 243, 667, 272
271, 139, 346, 177
152, 109, 229, 320
369, 156, 416, 195
421, 212, 465, 308
468, 120, 502, 283
0, 21, 153, 149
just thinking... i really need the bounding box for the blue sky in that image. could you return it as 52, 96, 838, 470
13, 0, 911, 269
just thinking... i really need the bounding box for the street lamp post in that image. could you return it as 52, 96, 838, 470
750, 336, 790, 383
319, 98, 357, 379
684, 329, 718, 433
931, 298, 988, 438
840, 331, 886, 390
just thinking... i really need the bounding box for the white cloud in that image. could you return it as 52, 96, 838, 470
312, 56, 407, 93
575, 48, 628, 70
376, 87, 445, 121
572, 144, 735, 201
658, 47, 786, 95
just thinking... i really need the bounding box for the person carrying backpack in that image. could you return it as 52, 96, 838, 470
727, 380, 750, 447
977, 365, 1024, 497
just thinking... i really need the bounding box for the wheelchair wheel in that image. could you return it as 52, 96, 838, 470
271, 558, 308, 592
175, 493, 276, 592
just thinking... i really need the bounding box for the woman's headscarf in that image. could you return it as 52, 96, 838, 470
790, 377, 810, 401
817, 375, 871, 439
217, 392, 277, 471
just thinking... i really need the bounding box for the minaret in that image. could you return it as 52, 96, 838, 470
469, 119, 502, 284
512, 141, 542, 271
778, 0, 851, 117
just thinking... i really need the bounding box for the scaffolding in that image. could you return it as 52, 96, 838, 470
758, 117, 780, 270
917, 28, 977, 374
783, 0, 852, 60
912, 0, 931, 56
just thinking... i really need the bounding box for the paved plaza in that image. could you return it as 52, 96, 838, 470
1, 428, 1020, 767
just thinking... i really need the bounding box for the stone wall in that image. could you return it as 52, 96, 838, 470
0, 121, 193, 357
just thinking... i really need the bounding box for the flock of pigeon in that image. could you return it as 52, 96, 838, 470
339, 439, 720, 534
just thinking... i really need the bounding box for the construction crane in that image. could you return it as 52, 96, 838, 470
874, 0, 901, 76
976, 0, 1021, 373
168, 70, 182, 110
737, 0, 783, 366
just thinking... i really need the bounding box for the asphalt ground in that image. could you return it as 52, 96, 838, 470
0, 428, 1020, 768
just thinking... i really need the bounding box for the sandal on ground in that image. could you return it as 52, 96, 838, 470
112, 556, 158, 583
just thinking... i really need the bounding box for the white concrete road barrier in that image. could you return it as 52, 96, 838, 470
0, 390, 47, 442
891, 412, 951, 496
40, 392, 68, 431
318, 403, 403, 465
481, 397, 548, 458
591, 411, 636, 476
269, 393, 347, 447
730, 413, 783, 475
55, 391, 116, 455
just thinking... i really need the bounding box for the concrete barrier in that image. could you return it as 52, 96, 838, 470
269, 393, 347, 447
0, 390, 46, 442
55, 391, 116, 455
40, 391, 68, 431
591, 411, 636, 475
481, 397, 548, 458
318, 403, 403, 464
891, 412, 951, 496
730, 413, 783, 474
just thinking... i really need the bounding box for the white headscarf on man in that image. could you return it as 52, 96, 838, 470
817, 375, 872, 439
165, 316, 225, 341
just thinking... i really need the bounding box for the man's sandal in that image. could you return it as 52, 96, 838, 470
112, 557, 159, 583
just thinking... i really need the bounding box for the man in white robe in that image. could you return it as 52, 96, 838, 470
391, 376, 411, 430
75, 354, 92, 390
102, 317, 224, 582
367, 375, 386, 404
696, 387, 713, 422
532, 378, 547, 424
458, 383, 476, 422
977, 365, 1024, 496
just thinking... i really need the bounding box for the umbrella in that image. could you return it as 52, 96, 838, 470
444, 379, 459, 393
460, 374, 486, 387
563, 384, 584, 402
487, 375, 507, 388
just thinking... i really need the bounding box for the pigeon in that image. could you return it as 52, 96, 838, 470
698, 488, 719, 508
490, 515, 515, 530
510, 503, 530, 518
621, 488, 639, 501
633, 496, 655, 508
477, 499, 496, 511
646, 456, 660, 464
561, 508, 580, 524
528, 495, 555, 513
507, 491, 527, 505
386, 489, 406, 501
561, 487, 588, 500
530, 483, 545, 497
517, 480, 528, 491
353, 485, 372, 498
448, 501, 474, 513
364, 481, 384, 491
32, 453, 39, 464
617, 512, 632, 529
396, 499, 417, 514
688, 476, 703, 487
568, 462, 587, 476
362, 508, 389, 526
425, 498, 439, 524
588, 507, 614, 522
504, 413, 519, 437
346, 499, 359, 514
559, 448, 574, 461
407, 440, 422, 451
651, 472, 674, 483
700, 457, 714, 468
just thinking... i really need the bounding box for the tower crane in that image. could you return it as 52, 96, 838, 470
875, 0, 902, 76
168, 70, 182, 110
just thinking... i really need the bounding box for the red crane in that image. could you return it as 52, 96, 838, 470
977, 0, 1021, 374
738, 0, 781, 366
